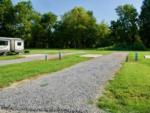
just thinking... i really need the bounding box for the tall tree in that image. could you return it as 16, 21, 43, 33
96, 21, 111, 47
32, 12, 57, 48
14, 1, 34, 46
30, 11, 41, 47
54, 7, 97, 48
0, 0, 15, 36
140, 0, 150, 48
110, 4, 144, 49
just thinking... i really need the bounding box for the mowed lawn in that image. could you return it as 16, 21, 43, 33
27, 49, 112, 55
0, 55, 23, 60
0, 55, 89, 88
98, 52, 150, 113
0, 49, 111, 60
0, 49, 111, 88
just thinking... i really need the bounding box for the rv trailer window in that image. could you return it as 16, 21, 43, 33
0, 41, 8, 46
17, 42, 22, 46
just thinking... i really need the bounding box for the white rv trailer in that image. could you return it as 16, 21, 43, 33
0, 37, 24, 54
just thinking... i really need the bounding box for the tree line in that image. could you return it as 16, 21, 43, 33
0, 0, 150, 50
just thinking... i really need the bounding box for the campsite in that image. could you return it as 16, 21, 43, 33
0, 0, 150, 113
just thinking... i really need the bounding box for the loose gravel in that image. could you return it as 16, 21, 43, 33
0, 52, 128, 113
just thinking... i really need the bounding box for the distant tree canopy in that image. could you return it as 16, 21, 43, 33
140, 0, 150, 48
110, 4, 145, 50
14, 1, 33, 46
96, 22, 112, 47
31, 12, 57, 48
0, 0, 149, 50
54, 7, 97, 48
0, 0, 14, 36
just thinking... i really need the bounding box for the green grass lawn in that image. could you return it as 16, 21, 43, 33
0, 49, 111, 60
26, 49, 60, 54
98, 51, 150, 113
0, 55, 89, 88
27, 49, 112, 55
0, 55, 23, 60
0, 49, 111, 88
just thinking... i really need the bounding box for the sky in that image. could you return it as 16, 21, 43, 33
12, 0, 143, 24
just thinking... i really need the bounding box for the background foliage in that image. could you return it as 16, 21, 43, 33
0, 0, 149, 50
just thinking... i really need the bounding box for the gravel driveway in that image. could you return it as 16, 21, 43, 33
0, 52, 128, 113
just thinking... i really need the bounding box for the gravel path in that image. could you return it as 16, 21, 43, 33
0, 52, 128, 113
0, 52, 76, 66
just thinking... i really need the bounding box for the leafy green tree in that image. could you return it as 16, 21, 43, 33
0, 0, 15, 36
14, 1, 34, 46
96, 21, 112, 47
40, 12, 57, 48
140, 0, 150, 48
53, 21, 68, 48
54, 7, 97, 48
111, 4, 144, 49
0, 1, 147, 49
32, 12, 57, 48
30, 12, 42, 47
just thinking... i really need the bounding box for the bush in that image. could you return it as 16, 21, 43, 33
111, 43, 132, 50
24, 50, 30, 54
132, 36, 146, 50
6, 52, 18, 55
110, 35, 146, 50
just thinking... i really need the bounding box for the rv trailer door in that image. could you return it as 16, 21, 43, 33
10, 39, 15, 52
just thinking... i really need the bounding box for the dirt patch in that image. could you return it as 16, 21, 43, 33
145, 55, 150, 59
81, 54, 102, 58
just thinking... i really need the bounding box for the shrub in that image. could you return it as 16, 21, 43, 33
132, 35, 146, 50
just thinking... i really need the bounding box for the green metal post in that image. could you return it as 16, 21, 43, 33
59, 52, 62, 60
135, 52, 138, 61
45, 54, 48, 61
